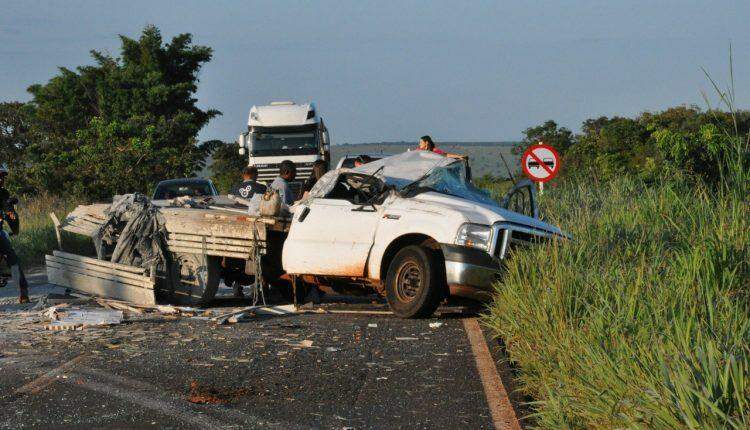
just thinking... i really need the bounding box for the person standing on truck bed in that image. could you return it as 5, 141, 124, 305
270, 160, 297, 205
0, 165, 29, 303
353, 155, 373, 167
302, 160, 328, 198
233, 166, 267, 199
418, 135, 467, 159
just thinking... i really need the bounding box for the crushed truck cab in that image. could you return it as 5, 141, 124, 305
281, 151, 566, 317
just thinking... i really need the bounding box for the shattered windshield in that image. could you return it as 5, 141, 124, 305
402, 162, 498, 206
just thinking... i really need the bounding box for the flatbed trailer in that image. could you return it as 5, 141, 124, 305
51, 201, 291, 305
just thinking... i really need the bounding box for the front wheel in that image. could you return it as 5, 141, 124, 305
384, 245, 443, 318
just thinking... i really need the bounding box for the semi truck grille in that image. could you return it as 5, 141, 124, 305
255, 166, 314, 182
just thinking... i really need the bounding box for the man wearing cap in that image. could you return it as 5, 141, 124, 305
0, 165, 29, 303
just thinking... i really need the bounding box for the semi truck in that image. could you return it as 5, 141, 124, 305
237, 101, 330, 196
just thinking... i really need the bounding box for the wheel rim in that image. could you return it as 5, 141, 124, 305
172, 254, 207, 300
395, 261, 423, 302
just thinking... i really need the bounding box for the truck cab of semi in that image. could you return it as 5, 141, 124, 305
237, 101, 330, 197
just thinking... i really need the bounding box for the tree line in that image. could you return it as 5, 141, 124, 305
2, 25, 746, 200
516, 105, 750, 186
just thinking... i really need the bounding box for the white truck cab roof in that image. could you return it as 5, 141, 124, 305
248, 101, 318, 128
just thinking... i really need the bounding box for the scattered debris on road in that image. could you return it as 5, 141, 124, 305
187, 380, 251, 405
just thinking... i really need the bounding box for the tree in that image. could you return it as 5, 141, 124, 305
209, 141, 247, 193
0, 102, 37, 194
25, 25, 219, 199
514, 120, 575, 156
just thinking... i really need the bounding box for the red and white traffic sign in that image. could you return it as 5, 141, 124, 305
521, 144, 560, 183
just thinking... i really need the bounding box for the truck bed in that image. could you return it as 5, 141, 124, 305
60, 202, 291, 260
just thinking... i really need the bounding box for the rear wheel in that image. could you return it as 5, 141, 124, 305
169, 253, 221, 306
384, 245, 443, 318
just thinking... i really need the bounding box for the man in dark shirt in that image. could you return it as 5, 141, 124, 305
0, 166, 29, 303
232, 166, 267, 200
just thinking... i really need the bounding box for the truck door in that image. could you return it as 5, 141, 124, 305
282, 173, 383, 277
499, 179, 539, 218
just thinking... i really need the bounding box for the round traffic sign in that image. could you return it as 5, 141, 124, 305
521, 144, 560, 183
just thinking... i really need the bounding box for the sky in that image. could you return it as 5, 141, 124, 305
2, 0, 750, 144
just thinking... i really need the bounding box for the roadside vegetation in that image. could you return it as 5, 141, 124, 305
486, 72, 750, 427
10, 194, 86, 267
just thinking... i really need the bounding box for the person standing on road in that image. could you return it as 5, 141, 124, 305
0, 165, 29, 303
233, 166, 267, 199
270, 160, 297, 205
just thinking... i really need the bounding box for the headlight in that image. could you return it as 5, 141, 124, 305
455, 223, 492, 251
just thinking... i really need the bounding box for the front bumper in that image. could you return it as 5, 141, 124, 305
441, 244, 502, 301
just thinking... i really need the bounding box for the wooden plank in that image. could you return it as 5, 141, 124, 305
61, 225, 98, 237
49, 213, 62, 249
168, 234, 258, 247
46, 255, 148, 282
52, 251, 145, 274
45, 261, 150, 290
168, 246, 251, 259
45, 258, 151, 288
81, 215, 105, 224
162, 219, 257, 239
46, 266, 155, 305
166, 240, 254, 253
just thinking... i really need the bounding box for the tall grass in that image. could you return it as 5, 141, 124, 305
484, 74, 750, 427
9, 193, 84, 267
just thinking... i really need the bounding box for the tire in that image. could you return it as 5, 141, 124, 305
384, 245, 443, 318
169, 253, 221, 306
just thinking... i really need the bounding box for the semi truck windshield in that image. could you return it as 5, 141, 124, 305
252, 132, 318, 155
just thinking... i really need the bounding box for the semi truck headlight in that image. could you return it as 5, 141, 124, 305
455, 223, 492, 251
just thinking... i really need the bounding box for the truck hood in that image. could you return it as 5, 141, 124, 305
406, 191, 565, 237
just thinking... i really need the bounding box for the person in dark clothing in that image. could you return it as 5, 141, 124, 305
227, 166, 267, 298
0, 166, 29, 303
302, 160, 328, 195
232, 166, 267, 199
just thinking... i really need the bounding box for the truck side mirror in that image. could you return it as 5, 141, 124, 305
321, 130, 330, 146
237, 134, 246, 156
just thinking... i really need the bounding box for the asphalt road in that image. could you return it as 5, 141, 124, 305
0, 277, 525, 429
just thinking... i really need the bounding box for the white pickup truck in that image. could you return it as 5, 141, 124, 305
52, 151, 565, 318
278, 150, 565, 317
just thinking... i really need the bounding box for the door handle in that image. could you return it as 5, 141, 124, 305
298, 206, 310, 222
